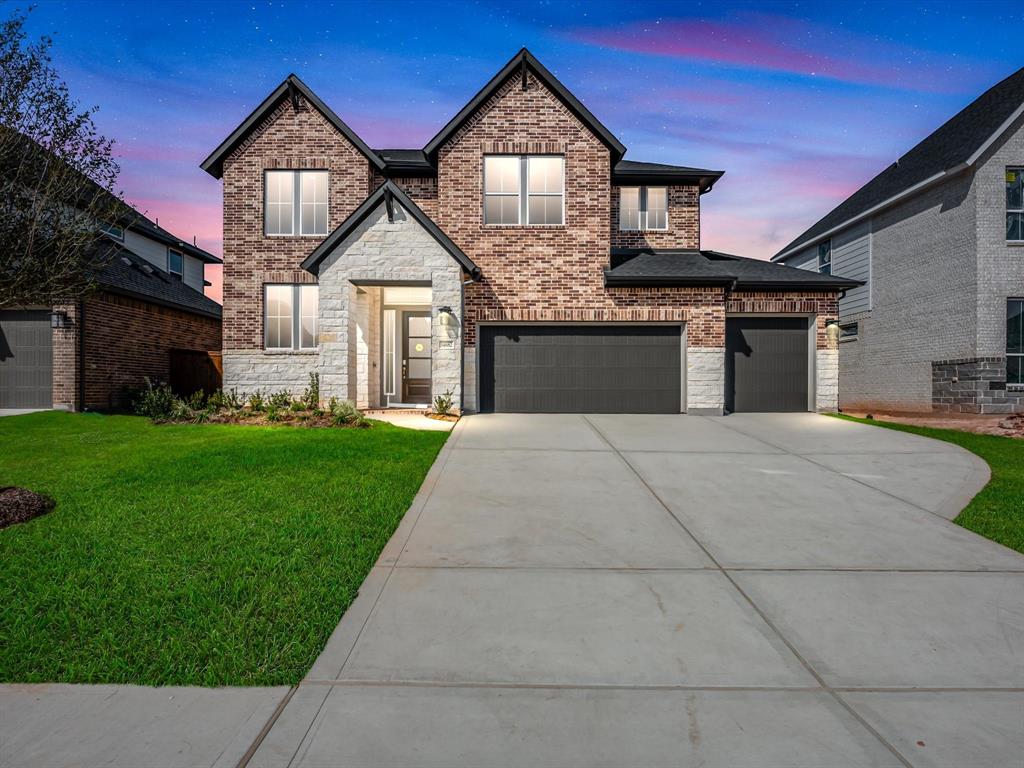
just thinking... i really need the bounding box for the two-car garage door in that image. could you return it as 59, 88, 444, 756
0, 310, 53, 409
478, 319, 812, 414
479, 326, 681, 413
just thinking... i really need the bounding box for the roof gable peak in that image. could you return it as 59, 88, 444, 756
422, 48, 626, 160
200, 74, 385, 178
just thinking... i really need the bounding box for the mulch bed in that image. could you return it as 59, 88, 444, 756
0, 486, 55, 529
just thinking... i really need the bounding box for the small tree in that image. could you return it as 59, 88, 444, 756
0, 6, 122, 309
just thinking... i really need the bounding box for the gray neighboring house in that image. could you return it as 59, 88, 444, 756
774, 67, 1024, 414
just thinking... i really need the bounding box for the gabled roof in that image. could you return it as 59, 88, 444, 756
200, 74, 385, 179
94, 243, 223, 319
613, 160, 724, 193
774, 66, 1024, 261
422, 48, 627, 161
116, 212, 221, 264
301, 181, 480, 279
605, 248, 863, 291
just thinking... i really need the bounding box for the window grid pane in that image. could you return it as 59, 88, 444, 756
1008, 300, 1024, 355
818, 241, 832, 275
265, 285, 293, 349
266, 171, 294, 235
484, 156, 520, 194
299, 171, 329, 235
619, 187, 640, 230
168, 250, 183, 275
484, 194, 519, 225
527, 157, 564, 194
299, 285, 318, 349
646, 187, 668, 230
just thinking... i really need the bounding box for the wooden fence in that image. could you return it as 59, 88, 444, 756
169, 349, 223, 398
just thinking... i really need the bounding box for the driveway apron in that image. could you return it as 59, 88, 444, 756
251, 413, 1024, 768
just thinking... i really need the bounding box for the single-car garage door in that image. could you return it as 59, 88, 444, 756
0, 310, 53, 409
725, 317, 809, 413
479, 325, 681, 413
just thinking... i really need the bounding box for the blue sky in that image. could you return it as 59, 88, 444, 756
24, 0, 1024, 300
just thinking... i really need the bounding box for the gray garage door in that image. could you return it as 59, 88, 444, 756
0, 310, 53, 409
726, 317, 809, 413
479, 325, 681, 413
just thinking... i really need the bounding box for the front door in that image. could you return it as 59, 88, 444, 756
402, 311, 431, 404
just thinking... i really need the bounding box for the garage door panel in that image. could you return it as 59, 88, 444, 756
726, 318, 808, 413
0, 310, 54, 409
480, 326, 681, 414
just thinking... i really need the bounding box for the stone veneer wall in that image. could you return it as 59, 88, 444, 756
316, 202, 463, 407
932, 357, 1024, 414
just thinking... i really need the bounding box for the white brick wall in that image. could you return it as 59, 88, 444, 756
686, 347, 724, 413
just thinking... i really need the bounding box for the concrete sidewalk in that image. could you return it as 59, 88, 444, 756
245, 413, 1024, 768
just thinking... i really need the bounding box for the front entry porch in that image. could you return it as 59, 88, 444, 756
346, 283, 463, 412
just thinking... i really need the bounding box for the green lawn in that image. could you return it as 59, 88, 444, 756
835, 415, 1024, 555
0, 411, 447, 686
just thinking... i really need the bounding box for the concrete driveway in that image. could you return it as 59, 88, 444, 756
251, 413, 1024, 768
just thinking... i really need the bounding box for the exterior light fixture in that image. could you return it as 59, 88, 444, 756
825, 321, 841, 346
437, 306, 455, 328
49, 310, 70, 329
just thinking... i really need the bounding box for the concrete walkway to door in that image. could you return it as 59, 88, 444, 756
251, 413, 1024, 768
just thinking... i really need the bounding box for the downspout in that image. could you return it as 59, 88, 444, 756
77, 299, 86, 412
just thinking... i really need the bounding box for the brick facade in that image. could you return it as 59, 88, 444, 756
212, 60, 843, 413
82, 292, 221, 410
221, 97, 375, 352
610, 184, 700, 250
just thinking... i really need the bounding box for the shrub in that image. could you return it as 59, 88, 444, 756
289, 399, 305, 412
265, 405, 281, 422
269, 390, 292, 409
133, 379, 178, 420
329, 398, 366, 427
302, 372, 320, 410
248, 391, 266, 412
433, 389, 454, 416
186, 390, 207, 410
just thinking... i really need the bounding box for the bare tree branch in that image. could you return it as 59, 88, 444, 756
0, 5, 123, 308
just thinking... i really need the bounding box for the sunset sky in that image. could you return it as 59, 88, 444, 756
24, 0, 1024, 302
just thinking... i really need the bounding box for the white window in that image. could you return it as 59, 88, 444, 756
265, 170, 328, 236
167, 249, 183, 277
818, 240, 832, 275
100, 222, 124, 240
265, 284, 318, 350
484, 155, 564, 225
618, 186, 668, 231
1007, 168, 1024, 241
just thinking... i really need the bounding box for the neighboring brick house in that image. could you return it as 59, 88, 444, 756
775, 67, 1024, 414
0, 211, 222, 412
202, 49, 856, 414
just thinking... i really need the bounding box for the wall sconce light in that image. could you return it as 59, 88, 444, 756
437, 306, 456, 329
825, 320, 841, 346
49, 310, 71, 329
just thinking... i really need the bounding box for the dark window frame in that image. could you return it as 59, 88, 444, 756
619, 186, 669, 232
483, 154, 564, 226
1006, 167, 1024, 242
1008, 297, 1024, 386
167, 249, 183, 278
818, 240, 832, 275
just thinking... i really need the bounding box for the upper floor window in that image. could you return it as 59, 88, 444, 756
265, 284, 318, 350
619, 187, 668, 231
818, 240, 832, 275
167, 249, 183, 278
100, 222, 124, 240
265, 170, 328, 237
1006, 168, 1024, 241
483, 155, 564, 226
1008, 299, 1023, 385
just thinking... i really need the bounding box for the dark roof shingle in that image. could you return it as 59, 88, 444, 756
606, 249, 862, 290
94, 244, 222, 319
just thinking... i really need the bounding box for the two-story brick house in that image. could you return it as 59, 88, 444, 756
202, 49, 857, 414
774, 67, 1024, 414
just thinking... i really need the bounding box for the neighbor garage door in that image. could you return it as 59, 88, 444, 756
478, 325, 681, 413
725, 317, 809, 413
0, 310, 53, 409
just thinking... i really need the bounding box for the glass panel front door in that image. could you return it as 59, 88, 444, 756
402, 311, 432, 404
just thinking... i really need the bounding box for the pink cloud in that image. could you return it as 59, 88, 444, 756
568, 14, 974, 92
